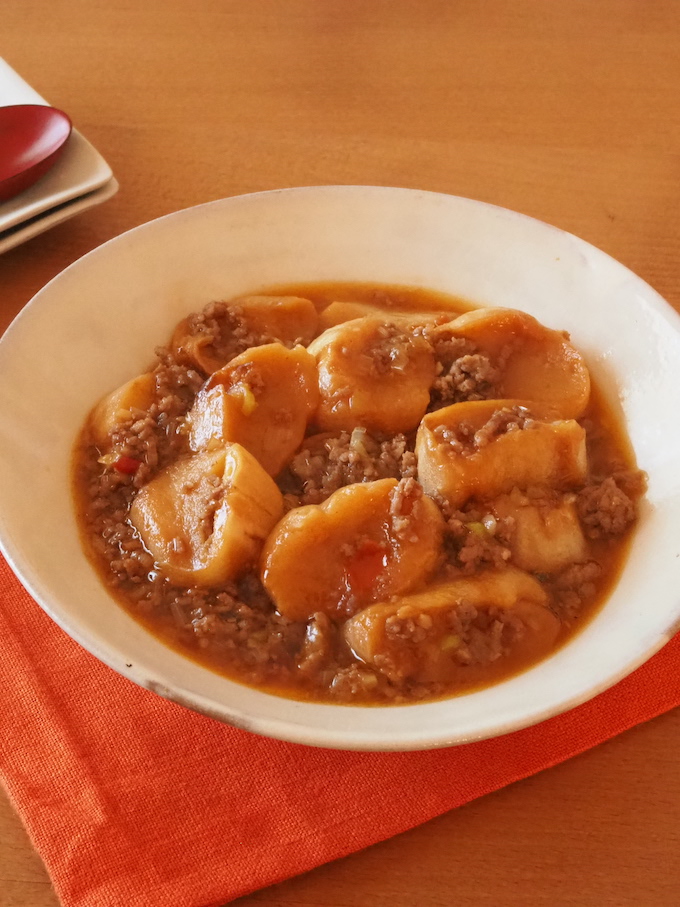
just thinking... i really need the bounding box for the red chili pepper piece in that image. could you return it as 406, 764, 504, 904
346, 538, 387, 594
113, 455, 141, 475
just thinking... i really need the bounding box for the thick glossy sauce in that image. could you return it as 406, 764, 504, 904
73, 283, 643, 705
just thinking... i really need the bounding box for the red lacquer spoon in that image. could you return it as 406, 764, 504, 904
0, 104, 72, 203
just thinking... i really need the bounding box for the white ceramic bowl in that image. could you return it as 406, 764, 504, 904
1, 186, 679, 751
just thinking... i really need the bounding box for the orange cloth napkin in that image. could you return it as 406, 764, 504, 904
1, 555, 679, 907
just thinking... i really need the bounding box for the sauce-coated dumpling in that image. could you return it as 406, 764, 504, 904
344, 568, 560, 685
261, 478, 445, 621
416, 399, 587, 509
172, 295, 319, 375
307, 317, 436, 433
433, 307, 591, 419
186, 343, 318, 475
130, 444, 283, 586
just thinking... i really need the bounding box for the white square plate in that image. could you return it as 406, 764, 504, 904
0, 57, 117, 251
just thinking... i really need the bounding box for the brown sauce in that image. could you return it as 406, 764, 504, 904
72, 283, 645, 705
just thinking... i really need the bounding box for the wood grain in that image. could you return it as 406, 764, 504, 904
1, 1, 679, 905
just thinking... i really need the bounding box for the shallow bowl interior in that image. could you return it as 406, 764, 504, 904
1, 186, 679, 750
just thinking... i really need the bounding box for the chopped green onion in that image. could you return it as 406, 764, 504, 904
466, 521, 487, 538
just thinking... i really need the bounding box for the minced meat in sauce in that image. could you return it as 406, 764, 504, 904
73, 282, 646, 705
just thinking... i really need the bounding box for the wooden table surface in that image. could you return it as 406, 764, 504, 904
2, 2, 679, 905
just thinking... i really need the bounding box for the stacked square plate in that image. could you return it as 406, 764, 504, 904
0, 57, 117, 254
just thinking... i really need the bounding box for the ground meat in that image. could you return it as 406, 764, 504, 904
577, 474, 642, 538
423, 327, 501, 411
284, 429, 417, 505
428, 333, 475, 366
101, 516, 155, 584
451, 605, 526, 667
328, 664, 382, 700
430, 351, 500, 410
389, 476, 424, 538
473, 405, 537, 448
180, 301, 279, 372
433, 405, 537, 458
82, 348, 209, 578
443, 503, 514, 573
385, 608, 434, 643
432, 420, 476, 455
83, 464, 148, 582
154, 348, 206, 402
379, 599, 526, 682
126, 572, 309, 686
367, 322, 419, 375
548, 561, 602, 621
453, 532, 513, 573
101, 351, 204, 488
